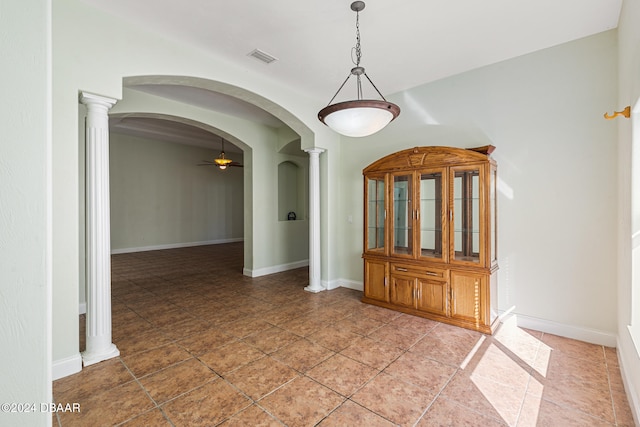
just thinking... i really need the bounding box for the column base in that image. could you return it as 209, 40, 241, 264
304, 284, 325, 293
81, 343, 120, 367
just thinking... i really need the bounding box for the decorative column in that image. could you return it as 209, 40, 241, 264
304, 148, 325, 293
79, 92, 119, 366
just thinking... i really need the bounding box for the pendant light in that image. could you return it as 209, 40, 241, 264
318, 1, 400, 138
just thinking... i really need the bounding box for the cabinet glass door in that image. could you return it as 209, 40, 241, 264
419, 171, 445, 260
392, 174, 413, 256
452, 167, 481, 263
366, 176, 386, 253
490, 165, 497, 265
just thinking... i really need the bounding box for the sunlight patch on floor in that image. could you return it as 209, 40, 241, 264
467, 316, 551, 425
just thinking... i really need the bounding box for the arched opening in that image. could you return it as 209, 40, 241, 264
79, 76, 319, 359
100, 76, 317, 273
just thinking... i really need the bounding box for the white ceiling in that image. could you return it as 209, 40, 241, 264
86, 0, 622, 147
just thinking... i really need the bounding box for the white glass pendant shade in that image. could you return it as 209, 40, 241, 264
318, 2, 400, 138
318, 100, 400, 138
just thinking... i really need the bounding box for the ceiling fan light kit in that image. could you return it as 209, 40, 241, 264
198, 137, 243, 170
318, 1, 400, 138
213, 151, 233, 167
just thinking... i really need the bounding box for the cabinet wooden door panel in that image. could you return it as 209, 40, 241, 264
364, 259, 388, 303
390, 276, 415, 308
450, 271, 484, 323
417, 279, 447, 316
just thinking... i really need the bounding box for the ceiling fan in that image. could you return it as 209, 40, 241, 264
198, 138, 243, 170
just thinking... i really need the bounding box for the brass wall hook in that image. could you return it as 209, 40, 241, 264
604, 106, 630, 120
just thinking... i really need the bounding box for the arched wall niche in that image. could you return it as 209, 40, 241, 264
278, 160, 307, 222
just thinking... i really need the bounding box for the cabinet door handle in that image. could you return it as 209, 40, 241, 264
425, 271, 438, 276
396, 267, 408, 272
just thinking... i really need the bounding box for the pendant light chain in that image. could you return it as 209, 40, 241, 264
354, 9, 363, 100
353, 9, 362, 67
351, 5, 388, 102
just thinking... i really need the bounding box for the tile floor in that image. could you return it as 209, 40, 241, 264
53, 243, 636, 426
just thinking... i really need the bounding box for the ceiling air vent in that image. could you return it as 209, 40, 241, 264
248, 49, 278, 64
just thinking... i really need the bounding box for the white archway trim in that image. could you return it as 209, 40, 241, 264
122, 75, 315, 144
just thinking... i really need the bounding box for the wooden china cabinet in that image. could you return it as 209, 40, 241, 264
362, 145, 499, 334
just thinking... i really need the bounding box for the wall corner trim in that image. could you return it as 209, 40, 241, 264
52, 353, 82, 381
333, 279, 363, 292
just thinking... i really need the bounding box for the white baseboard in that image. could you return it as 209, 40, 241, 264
512, 312, 617, 347
52, 353, 82, 381
111, 238, 243, 254
79, 301, 86, 315
332, 279, 363, 291
243, 259, 309, 278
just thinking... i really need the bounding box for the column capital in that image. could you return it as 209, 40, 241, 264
304, 147, 325, 156
79, 91, 117, 109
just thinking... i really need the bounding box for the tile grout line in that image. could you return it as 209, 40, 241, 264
511, 331, 543, 427
114, 357, 176, 427
603, 345, 620, 426
411, 368, 459, 427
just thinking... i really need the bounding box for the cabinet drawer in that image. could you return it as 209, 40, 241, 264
391, 263, 447, 280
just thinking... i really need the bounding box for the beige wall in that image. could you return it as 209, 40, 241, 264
110, 133, 244, 251
0, 1, 52, 426
340, 30, 619, 338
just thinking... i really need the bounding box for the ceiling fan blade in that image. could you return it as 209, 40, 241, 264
229, 162, 244, 167
197, 163, 217, 166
